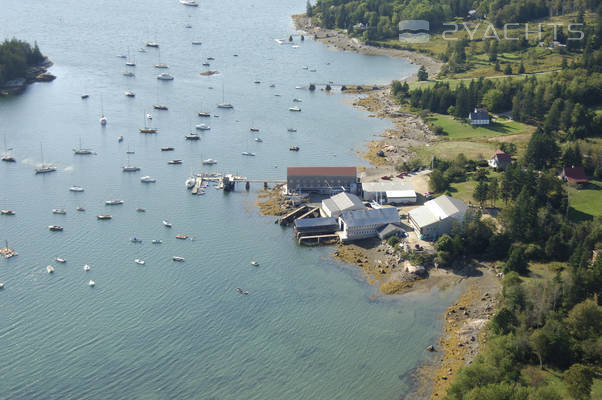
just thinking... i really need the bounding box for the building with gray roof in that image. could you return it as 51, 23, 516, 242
338, 207, 400, 242
321, 192, 365, 218
408, 195, 468, 239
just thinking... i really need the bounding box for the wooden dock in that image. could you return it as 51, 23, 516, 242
298, 234, 340, 245
279, 205, 309, 226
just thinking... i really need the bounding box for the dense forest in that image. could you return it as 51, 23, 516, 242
0, 39, 45, 86
308, 0, 601, 40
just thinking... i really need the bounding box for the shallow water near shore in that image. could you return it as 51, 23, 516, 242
0, 1, 462, 399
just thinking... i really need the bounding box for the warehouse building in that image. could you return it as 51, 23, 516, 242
321, 192, 365, 218
287, 166, 358, 194
361, 181, 416, 204
408, 195, 468, 240
338, 207, 400, 242
294, 217, 339, 237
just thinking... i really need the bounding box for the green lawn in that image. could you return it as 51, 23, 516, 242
412, 140, 497, 163
567, 178, 602, 222
428, 113, 531, 139
448, 180, 478, 204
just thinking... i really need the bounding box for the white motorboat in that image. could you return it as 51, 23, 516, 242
56, 257, 66, 263
241, 152, 256, 156
97, 215, 112, 220
105, 200, 124, 205
0, 282, 4, 289
162, 220, 172, 227
146, 113, 152, 120
195, 124, 211, 131
287, 128, 297, 132
123, 71, 135, 77
172, 256, 185, 262
125, 91, 135, 97
70, 186, 84, 192
140, 176, 156, 183
180, 0, 199, 6
186, 177, 196, 188
289, 106, 301, 112
134, 259, 145, 265
157, 72, 174, 81
254, 137, 263, 142
83, 264, 91, 271
185, 133, 200, 140
202, 158, 217, 165
48, 225, 63, 231
88, 280, 95, 287
251, 261, 259, 266
152, 239, 162, 244
52, 209, 67, 214
46, 265, 55, 273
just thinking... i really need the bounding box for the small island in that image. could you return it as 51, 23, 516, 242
0, 38, 54, 96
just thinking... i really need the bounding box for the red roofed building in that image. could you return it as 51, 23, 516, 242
562, 166, 588, 184
488, 150, 512, 170
287, 166, 358, 194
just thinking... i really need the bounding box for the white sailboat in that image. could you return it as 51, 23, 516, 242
154, 49, 168, 69
73, 137, 94, 155
139, 111, 158, 134
35, 144, 56, 174
217, 80, 233, 109
1, 135, 15, 162
99, 96, 107, 126
122, 153, 140, 172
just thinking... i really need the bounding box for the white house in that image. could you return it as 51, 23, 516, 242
321, 192, 365, 218
338, 207, 400, 242
408, 195, 468, 239
469, 107, 490, 125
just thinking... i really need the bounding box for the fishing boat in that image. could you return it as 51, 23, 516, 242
140, 176, 156, 183
83, 264, 91, 271
172, 256, 185, 262
70, 186, 84, 192
46, 265, 55, 273
118, 136, 124, 142
161, 146, 174, 151
136, 208, 146, 212
1, 209, 15, 215
146, 41, 159, 48
134, 259, 145, 265
289, 106, 301, 112
81, 94, 89, 99
195, 124, 210, 131
52, 209, 67, 214
254, 137, 263, 142
73, 138, 94, 155
176, 234, 188, 240
2, 136, 16, 162
152, 239, 162, 244
162, 220, 172, 227
97, 215, 112, 220
48, 225, 63, 231
125, 90, 135, 97
168, 159, 183, 165
153, 104, 168, 110
56, 257, 66, 263
289, 146, 300, 151
130, 237, 142, 243
88, 280, 95, 287
76, 206, 85, 212
105, 200, 124, 205
202, 158, 217, 165
198, 111, 211, 117
157, 72, 174, 81
185, 133, 200, 140
180, 0, 199, 6
241, 152, 256, 156
35, 144, 57, 174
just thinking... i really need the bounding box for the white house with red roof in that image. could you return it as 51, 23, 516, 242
488, 150, 512, 170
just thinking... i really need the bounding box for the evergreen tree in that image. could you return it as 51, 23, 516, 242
504, 63, 513, 75
306, 0, 313, 18
473, 180, 489, 208
518, 61, 525, 74
417, 65, 428, 81
488, 177, 499, 207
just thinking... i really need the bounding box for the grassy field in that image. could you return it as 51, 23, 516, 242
427, 113, 531, 139
567, 178, 602, 222
413, 140, 497, 163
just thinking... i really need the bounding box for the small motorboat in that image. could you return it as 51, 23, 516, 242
130, 237, 142, 243
202, 158, 217, 165
180, 0, 199, 6
125, 61, 136, 67
172, 256, 185, 262
123, 71, 135, 77
157, 72, 174, 81
198, 111, 211, 117
236, 288, 243, 293
118, 136, 124, 142
46, 265, 55, 273
1, 210, 15, 215
293, 98, 303, 102
146, 42, 159, 48
195, 124, 210, 131
289, 146, 300, 151
202, 62, 210, 67
88, 280, 95, 287
140, 176, 157, 183
192, 41, 202, 45
105, 200, 124, 205
76, 206, 86, 212
125, 91, 135, 97
168, 160, 183, 165
154, 104, 168, 110
81, 94, 89, 99
0, 282, 4, 289
175, 234, 188, 240
243, 290, 249, 295
139, 127, 158, 134
185, 133, 200, 140
254, 137, 263, 142
152, 239, 162, 244
217, 103, 233, 109
146, 113, 152, 120
250, 128, 259, 132
287, 128, 297, 132
207, 57, 215, 61
48, 225, 63, 231
289, 106, 301, 112
70, 186, 84, 192
56, 257, 66, 263
241, 152, 255, 156
186, 177, 195, 189
83, 264, 91, 271
254, 80, 261, 84
161, 146, 174, 151
134, 259, 145, 265
162, 220, 172, 227
250, 261, 259, 266
136, 208, 146, 212
97, 215, 112, 220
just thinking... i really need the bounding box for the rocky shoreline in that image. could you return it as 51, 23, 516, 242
0, 57, 55, 96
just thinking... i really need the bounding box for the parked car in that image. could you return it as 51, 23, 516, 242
381, 175, 391, 180
411, 167, 419, 172
395, 173, 405, 179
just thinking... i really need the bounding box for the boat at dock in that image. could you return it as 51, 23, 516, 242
46, 265, 55, 273
130, 237, 142, 243
185, 133, 200, 140
97, 215, 112, 220
175, 234, 188, 240
48, 225, 63, 231
52, 209, 67, 214
162, 220, 172, 227
185, 177, 195, 189
70, 186, 84, 192
161, 146, 174, 151
140, 176, 156, 183
172, 256, 185, 262
202, 158, 217, 165
105, 200, 124, 205
168, 159, 183, 165
134, 259, 145, 265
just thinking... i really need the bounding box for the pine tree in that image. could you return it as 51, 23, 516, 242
518, 61, 525, 74
306, 1, 313, 18
488, 177, 499, 207
417, 65, 428, 81
473, 181, 489, 208
504, 63, 513, 75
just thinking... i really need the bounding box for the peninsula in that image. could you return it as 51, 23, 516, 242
0, 38, 54, 95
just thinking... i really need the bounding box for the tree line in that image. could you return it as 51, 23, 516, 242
0, 38, 45, 86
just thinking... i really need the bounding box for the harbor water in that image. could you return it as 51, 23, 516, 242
0, 1, 462, 398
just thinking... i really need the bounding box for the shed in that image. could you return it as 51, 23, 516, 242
294, 217, 339, 237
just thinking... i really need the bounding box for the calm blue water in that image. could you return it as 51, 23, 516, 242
0, 1, 461, 399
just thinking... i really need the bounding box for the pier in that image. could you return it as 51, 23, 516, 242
279, 205, 309, 226
298, 234, 340, 245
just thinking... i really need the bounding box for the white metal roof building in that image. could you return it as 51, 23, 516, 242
338, 207, 400, 242
408, 195, 468, 239
361, 181, 416, 204
321, 192, 365, 218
